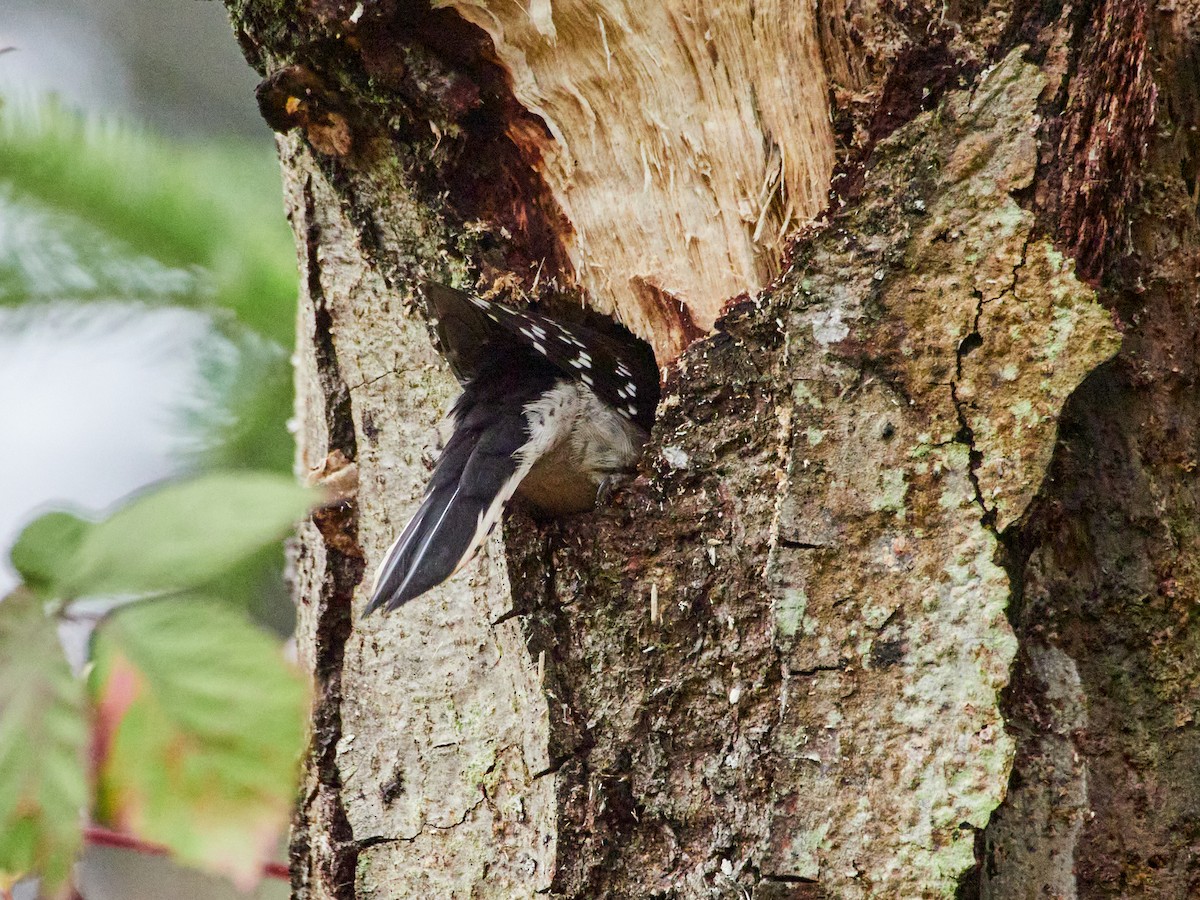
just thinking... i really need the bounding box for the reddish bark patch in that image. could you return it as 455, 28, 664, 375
1035, 0, 1157, 282
869, 39, 979, 144
828, 27, 981, 206
244, 0, 576, 288
347, 0, 576, 286
354, 0, 489, 120
629, 277, 706, 364
256, 64, 354, 156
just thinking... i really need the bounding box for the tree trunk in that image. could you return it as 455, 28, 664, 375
225, 0, 1200, 896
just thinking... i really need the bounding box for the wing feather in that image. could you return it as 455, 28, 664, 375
364, 358, 562, 614
425, 282, 659, 431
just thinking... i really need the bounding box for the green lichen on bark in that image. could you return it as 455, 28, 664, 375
764, 49, 1119, 896
893, 56, 1123, 531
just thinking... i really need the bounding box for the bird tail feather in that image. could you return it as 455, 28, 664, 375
364, 405, 533, 615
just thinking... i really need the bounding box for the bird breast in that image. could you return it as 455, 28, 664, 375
516, 381, 647, 515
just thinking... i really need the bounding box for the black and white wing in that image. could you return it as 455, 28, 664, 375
425, 282, 659, 431
364, 358, 560, 615
365, 283, 660, 615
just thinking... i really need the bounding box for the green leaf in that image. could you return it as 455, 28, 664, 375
58, 472, 314, 600
90, 596, 308, 888
9, 512, 91, 596
0, 590, 88, 889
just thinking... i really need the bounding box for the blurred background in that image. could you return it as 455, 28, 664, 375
2, 1, 298, 896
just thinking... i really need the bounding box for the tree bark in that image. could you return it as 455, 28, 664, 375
226, 0, 1200, 896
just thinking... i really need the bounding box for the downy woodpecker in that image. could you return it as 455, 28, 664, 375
365, 283, 659, 614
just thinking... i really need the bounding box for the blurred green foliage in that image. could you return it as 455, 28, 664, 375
0, 98, 296, 341
0, 590, 88, 892
11, 472, 314, 601
3, 473, 313, 891
0, 96, 312, 890
0, 97, 297, 473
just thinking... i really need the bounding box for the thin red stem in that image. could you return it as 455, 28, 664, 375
83, 825, 289, 882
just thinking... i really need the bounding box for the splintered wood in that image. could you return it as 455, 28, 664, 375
441, 0, 835, 362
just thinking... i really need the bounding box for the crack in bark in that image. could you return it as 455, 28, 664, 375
290, 173, 366, 900
948, 234, 1033, 535
358, 748, 515, 850
357, 792, 489, 847
761, 873, 821, 884
949, 285, 992, 529
347, 367, 403, 393
791, 661, 850, 678
532, 754, 573, 781
764, 366, 797, 577
778, 537, 831, 551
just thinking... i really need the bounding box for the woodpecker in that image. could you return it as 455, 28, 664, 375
365, 282, 660, 614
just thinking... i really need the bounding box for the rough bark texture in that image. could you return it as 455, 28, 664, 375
281, 144, 555, 897
980, 4, 1200, 897
225, 0, 1200, 896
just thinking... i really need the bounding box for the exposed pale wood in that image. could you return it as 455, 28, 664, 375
442, 0, 835, 360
